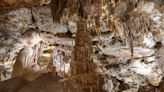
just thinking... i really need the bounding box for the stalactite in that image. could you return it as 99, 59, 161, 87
51, 0, 68, 22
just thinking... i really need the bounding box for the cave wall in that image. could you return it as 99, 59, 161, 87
0, 0, 163, 92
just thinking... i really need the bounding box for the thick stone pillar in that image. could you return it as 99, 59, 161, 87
71, 20, 104, 92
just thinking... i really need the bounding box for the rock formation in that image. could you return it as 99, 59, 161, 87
0, 0, 163, 92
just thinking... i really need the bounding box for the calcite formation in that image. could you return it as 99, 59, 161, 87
0, 0, 163, 92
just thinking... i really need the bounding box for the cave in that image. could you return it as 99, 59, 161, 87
0, 0, 163, 92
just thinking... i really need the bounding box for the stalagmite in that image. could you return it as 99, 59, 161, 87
71, 20, 104, 91
12, 30, 42, 81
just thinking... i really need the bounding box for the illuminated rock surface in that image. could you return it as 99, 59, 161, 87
0, 0, 163, 92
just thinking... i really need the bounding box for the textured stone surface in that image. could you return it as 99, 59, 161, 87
0, 0, 163, 92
